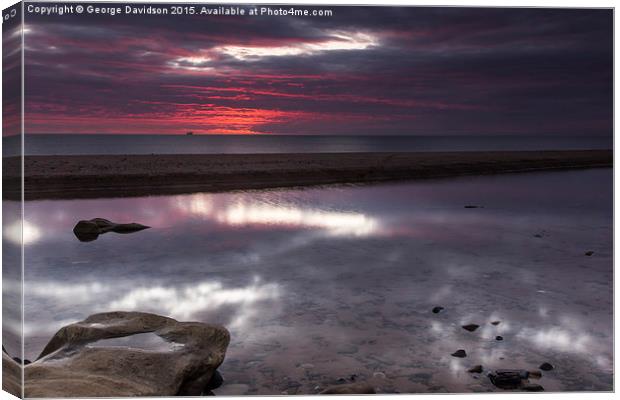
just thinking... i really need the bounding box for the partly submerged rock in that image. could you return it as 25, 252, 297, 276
495, 336, 504, 341
432, 306, 444, 314
539, 362, 554, 371
490, 321, 501, 326
73, 218, 150, 242
451, 349, 467, 358
585, 251, 594, 256
25, 311, 230, 397
320, 382, 376, 394
462, 324, 480, 332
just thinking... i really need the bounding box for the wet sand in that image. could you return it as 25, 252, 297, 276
3, 150, 612, 200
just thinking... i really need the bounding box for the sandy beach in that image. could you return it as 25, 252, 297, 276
3, 150, 611, 200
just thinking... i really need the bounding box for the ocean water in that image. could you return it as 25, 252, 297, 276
8, 168, 612, 393
2, 134, 613, 156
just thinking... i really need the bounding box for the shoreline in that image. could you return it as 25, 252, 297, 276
3, 150, 612, 200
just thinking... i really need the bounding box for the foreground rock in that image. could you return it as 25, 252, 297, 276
25, 311, 230, 397
320, 382, 376, 394
73, 218, 150, 242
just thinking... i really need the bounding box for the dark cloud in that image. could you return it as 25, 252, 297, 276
22, 4, 612, 135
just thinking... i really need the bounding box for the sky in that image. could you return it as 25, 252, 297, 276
16, 4, 614, 135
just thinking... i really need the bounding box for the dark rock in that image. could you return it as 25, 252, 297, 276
464, 205, 482, 209
539, 362, 554, 371
204, 370, 223, 391
432, 306, 444, 314
488, 370, 528, 389
495, 336, 503, 341
585, 251, 594, 256
24, 359, 31, 365
462, 324, 480, 332
467, 365, 483, 373
73, 218, 150, 242
451, 349, 467, 358
533, 234, 543, 238
522, 383, 544, 392
320, 382, 375, 394
491, 321, 501, 326
11, 357, 21, 364
349, 374, 358, 382
25, 311, 230, 397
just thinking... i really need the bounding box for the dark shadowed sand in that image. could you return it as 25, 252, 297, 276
3, 150, 612, 200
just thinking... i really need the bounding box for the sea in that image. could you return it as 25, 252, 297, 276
2, 134, 613, 156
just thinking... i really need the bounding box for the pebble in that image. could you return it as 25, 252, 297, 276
495, 336, 503, 341
585, 251, 594, 256
539, 362, 554, 371
451, 349, 467, 358
432, 306, 444, 314
491, 321, 501, 326
462, 324, 480, 332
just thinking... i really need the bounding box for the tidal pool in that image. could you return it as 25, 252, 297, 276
8, 168, 613, 393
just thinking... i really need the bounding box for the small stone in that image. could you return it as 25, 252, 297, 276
495, 336, 503, 341
491, 321, 501, 325
528, 370, 542, 379
462, 324, 480, 332
533, 234, 543, 238
349, 374, 358, 382
467, 365, 483, 373
337, 378, 346, 383
585, 251, 594, 256
451, 349, 467, 358
539, 362, 554, 371
464, 205, 482, 209
522, 383, 544, 392
432, 306, 444, 314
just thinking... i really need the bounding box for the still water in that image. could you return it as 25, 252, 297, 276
11, 168, 613, 393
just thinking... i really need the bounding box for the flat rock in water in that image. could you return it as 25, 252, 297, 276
495, 336, 504, 341
491, 321, 501, 326
462, 324, 480, 332
320, 382, 376, 394
585, 251, 594, 256
73, 218, 150, 242
24, 311, 230, 397
432, 306, 444, 314
451, 349, 467, 358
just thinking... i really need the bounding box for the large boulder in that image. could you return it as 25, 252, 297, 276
73, 218, 150, 242
25, 312, 229, 397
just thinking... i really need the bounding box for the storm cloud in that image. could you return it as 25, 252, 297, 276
22, 4, 613, 135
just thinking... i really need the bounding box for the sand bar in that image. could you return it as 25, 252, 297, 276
2, 150, 612, 200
